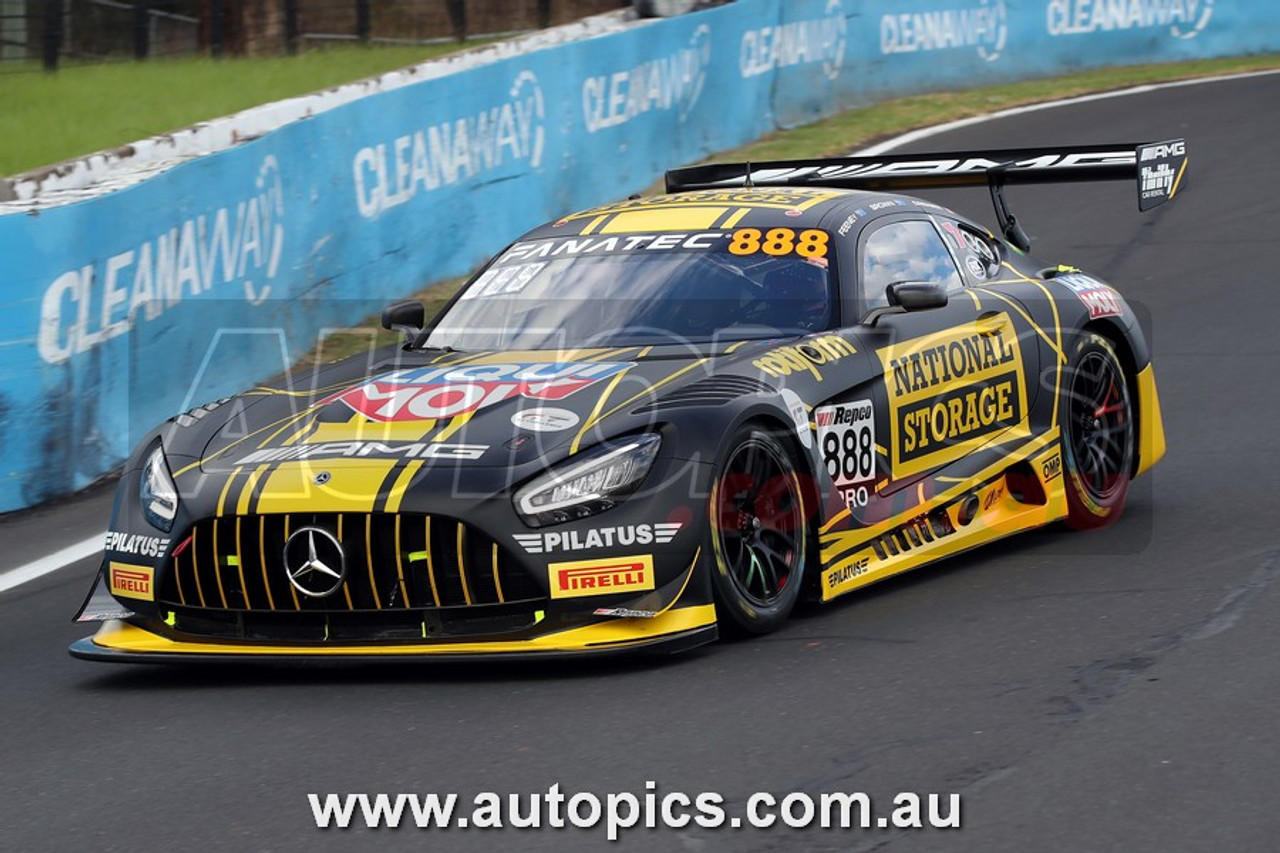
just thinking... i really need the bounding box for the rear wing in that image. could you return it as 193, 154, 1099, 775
665, 140, 1188, 251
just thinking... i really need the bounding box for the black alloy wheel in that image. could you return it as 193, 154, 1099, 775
709, 427, 809, 634
1061, 333, 1134, 529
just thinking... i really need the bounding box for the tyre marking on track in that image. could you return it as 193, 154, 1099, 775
0, 534, 105, 595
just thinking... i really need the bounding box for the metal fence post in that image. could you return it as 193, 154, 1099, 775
445, 0, 465, 42
210, 0, 224, 56
355, 0, 370, 42
133, 0, 151, 59
284, 0, 299, 54
42, 0, 62, 71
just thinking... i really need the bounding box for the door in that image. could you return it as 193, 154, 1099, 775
827, 216, 1040, 509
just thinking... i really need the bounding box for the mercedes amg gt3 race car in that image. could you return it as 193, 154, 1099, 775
71, 140, 1185, 662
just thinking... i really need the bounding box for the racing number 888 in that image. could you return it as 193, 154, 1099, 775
823, 427, 873, 484
815, 400, 877, 490
729, 228, 829, 258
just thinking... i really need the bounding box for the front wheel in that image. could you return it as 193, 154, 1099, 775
1061, 333, 1134, 529
708, 427, 810, 634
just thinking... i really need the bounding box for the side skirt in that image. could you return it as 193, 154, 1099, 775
818, 443, 1067, 601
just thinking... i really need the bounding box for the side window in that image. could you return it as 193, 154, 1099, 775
937, 218, 1002, 285
860, 220, 964, 310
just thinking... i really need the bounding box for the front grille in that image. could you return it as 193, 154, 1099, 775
159, 513, 544, 617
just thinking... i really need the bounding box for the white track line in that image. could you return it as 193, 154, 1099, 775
0, 534, 104, 595
857, 68, 1280, 155
3, 68, 1277, 598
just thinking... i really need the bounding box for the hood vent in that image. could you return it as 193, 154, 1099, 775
632, 375, 775, 414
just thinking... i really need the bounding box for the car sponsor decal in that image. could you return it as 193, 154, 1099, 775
1041, 449, 1063, 482
108, 562, 155, 602
549, 555, 655, 599
836, 209, 868, 236
753, 335, 856, 380
510, 407, 580, 433
235, 441, 488, 465
1137, 139, 1187, 207
816, 399, 876, 509
458, 262, 546, 300
557, 188, 847, 223
780, 389, 812, 449
727, 228, 829, 258
593, 606, 659, 619
878, 313, 1029, 479
725, 150, 1135, 190
1054, 273, 1123, 320
514, 523, 682, 555
320, 361, 631, 423
104, 531, 170, 558
499, 232, 733, 263
824, 555, 871, 593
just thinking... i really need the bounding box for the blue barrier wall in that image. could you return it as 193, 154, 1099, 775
2, 0, 1277, 512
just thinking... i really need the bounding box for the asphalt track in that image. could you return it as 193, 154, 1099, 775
3, 72, 1279, 853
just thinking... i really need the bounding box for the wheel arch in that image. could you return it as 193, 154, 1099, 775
733, 408, 823, 524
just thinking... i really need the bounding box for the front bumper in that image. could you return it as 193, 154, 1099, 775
70, 604, 718, 663
1134, 363, 1165, 477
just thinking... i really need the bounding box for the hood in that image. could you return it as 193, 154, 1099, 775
198, 346, 759, 474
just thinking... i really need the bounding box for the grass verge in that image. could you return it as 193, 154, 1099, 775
0, 42, 493, 177
296, 277, 468, 366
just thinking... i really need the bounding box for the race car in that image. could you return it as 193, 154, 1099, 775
70, 140, 1185, 662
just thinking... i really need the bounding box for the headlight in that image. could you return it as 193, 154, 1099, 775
140, 445, 179, 532
514, 433, 661, 528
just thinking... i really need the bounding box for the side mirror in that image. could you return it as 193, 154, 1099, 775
862, 281, 949, 327
381, 300, 425, 343
887, 281, 949, 311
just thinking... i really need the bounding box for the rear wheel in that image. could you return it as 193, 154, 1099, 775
708, 427, 809, 634
1061, 333, 1134, 529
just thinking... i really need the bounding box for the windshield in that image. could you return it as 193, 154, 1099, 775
422, 229, 836, 350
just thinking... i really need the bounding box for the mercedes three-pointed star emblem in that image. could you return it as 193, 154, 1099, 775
282, 526, 346, 598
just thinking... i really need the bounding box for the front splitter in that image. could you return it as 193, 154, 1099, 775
69, 605, 719, 664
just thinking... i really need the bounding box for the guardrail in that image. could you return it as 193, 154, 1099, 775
1, 0, 1276, 512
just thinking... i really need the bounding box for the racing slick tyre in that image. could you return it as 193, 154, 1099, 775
1061, 332, 1134, 530
708, 426, 811, 635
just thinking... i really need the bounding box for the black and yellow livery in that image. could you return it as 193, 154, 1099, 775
71, 141, 1182, 662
